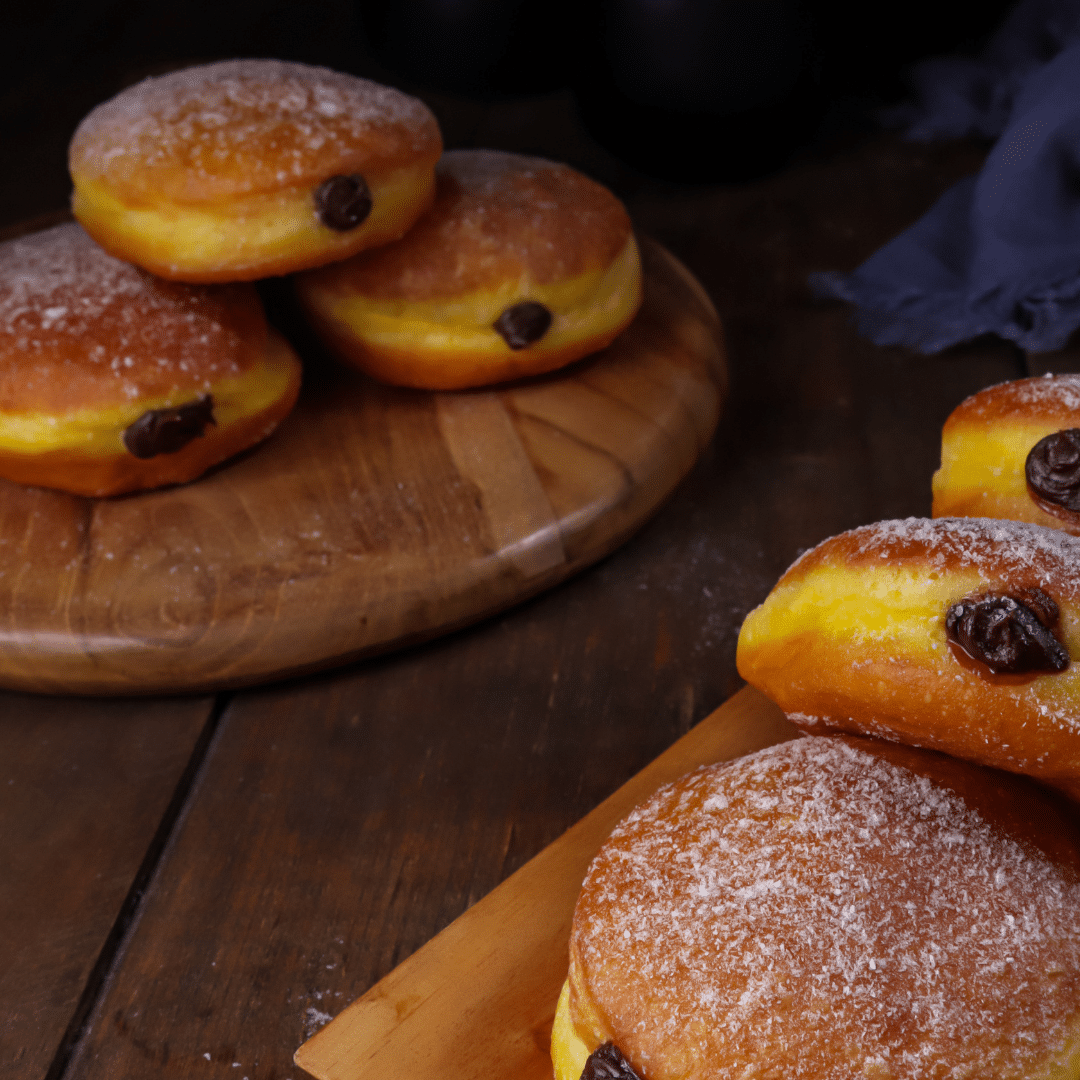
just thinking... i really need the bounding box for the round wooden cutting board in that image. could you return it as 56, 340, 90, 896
0, 239, 725, 694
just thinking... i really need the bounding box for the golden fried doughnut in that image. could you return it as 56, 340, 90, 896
554, 736, 1080, 1080
736, 516, 1080, 797
933, 374, 1080, 534
0, 223, 301, 496
69, 59, 442, 282
294, 149, 642, 389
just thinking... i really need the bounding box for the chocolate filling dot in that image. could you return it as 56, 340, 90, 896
493, 301, 553, 350
314, 174, 372, 231
122, 395, 216, 460
1026, 428, 1080, 512
580, 1042, 644, 1080
945, 589, 1069, 675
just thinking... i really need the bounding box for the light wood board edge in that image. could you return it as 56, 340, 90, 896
294, 686, 797, 1080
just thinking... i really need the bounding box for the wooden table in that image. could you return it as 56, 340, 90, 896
1, 53, 1043, 1080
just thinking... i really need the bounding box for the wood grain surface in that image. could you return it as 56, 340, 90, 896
0, 694, 212, 1079
0, 239, 723, 697
293, 686, 797, 1080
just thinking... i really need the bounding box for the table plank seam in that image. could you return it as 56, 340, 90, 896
42, 694, 230, 1080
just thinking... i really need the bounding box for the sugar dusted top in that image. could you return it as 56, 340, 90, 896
0, 224, 264, 410
948, 373, 1080, 426
313, 148, 634, 299
571, 736, 1080, 1080
783, 516, 1080, 602
69, 60, 442, 203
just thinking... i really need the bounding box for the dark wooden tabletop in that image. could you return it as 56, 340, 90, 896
0, 10, 1046, 1079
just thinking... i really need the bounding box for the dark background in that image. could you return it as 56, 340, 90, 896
2, 0, 1015, 229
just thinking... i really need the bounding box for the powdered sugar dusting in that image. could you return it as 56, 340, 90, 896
573, 737, 1080, 1080
70, 60, 440, 201
322, 148, 632, 299
955, 373, 1080, 421
440, 148, 571, 198
432, 149, 630, 281
789, 516, 1080, 601
0, 223, 255, 409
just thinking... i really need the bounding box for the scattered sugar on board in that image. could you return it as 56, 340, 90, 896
574, 737, 1080, 1080
0, 223, 247, 407
302, 1006, 334, 1039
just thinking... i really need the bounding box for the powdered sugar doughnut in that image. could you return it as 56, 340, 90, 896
294, 149, 642, 389
736, 516, 1080, 797
933, 374, 1080, 534
69, 60, 442, 282
0, 223, 301, 496
552, 736, 1080, 1080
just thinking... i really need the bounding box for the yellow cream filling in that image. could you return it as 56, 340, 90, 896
739, 560, 1080, 714
71, 165, 435, 276
551, 980, 593, 1080
0, 332, 297, 456
1037, 1028, 1080, 1080
932, 421, 1064, 502
740, 562, 989, 658
555, 971, 1080, 1080
312, 234, 642, 354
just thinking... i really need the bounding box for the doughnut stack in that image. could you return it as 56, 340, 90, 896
554, 374, 1080, 1080
4, 58, 643, 497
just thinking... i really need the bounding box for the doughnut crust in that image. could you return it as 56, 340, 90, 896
933, 374, 1080, 534
0, 223, 301, 496
69, 60, 442, 282
736, 516, 1080, 798
294, 149, 643, 389
555, 736, 1080, 1080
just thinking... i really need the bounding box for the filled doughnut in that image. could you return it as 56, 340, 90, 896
0, 223, 301, 496
69, 59, 442, 282
736, 516, 1080, 797
932, 373, 1080, 534
294, 149, 642, 390
553, 736, 1080, 1080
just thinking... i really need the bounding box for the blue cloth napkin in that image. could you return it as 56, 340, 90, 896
811, 7, 1080, 355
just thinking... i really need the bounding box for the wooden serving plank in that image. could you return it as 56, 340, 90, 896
0, 238, 724, 696
294, 686, 797, 1080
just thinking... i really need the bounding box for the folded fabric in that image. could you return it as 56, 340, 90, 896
812, 39, 1080, 354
